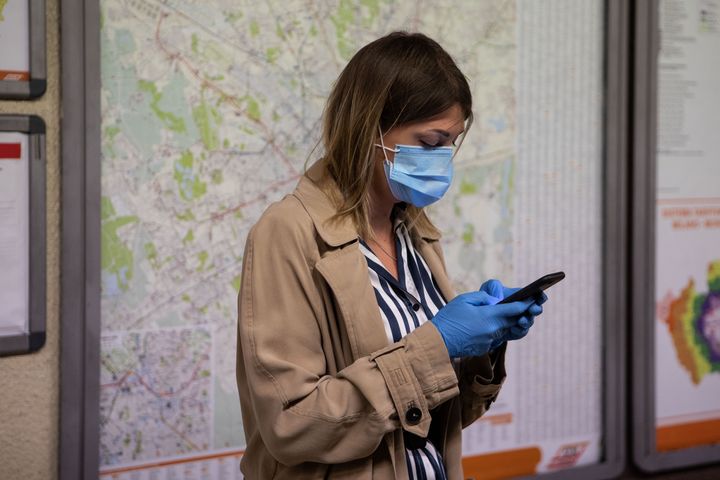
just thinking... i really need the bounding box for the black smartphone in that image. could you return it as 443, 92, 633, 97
498, 271, 565, 304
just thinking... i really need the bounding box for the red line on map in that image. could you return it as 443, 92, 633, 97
160, 413, 201, 451
101, 363, 204, 398
209, 174, 301, 222
153, 13, 299, 177
100, 345, 209, 398
100, 449, 245, 475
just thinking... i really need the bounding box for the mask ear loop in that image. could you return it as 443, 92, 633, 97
374, 127, 398, 166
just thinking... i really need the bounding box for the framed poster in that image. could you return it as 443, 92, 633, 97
0, 115, 46, 356
0, 0, 46, 99
633, 0, 720, 472
61, 0, 629, 478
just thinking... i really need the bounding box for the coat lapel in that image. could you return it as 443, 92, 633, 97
315, 246, 390, 359
294, 160, 391, 358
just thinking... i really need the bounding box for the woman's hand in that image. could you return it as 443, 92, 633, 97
480, 279, 546, 349
430, 290, 536, 358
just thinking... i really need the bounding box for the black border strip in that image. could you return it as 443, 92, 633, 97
59, 0, 101, 477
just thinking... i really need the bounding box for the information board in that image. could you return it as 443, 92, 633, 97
632, 0, 720, 472
96, 1, 620, 478
654, 0, 720, 453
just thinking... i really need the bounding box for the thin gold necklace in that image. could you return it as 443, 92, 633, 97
370, 237, 397, 262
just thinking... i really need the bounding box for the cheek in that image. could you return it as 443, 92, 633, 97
373, 152, 387, 178
371, 154, 393, 194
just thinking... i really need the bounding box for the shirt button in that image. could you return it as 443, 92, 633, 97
412, 303, 420, 312
405, 407, 422, 425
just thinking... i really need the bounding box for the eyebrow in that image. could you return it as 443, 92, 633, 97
425, 129, 464, 137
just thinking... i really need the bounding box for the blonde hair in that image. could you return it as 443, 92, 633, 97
319, 31, 473, 240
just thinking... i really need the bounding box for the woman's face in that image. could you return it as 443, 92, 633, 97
371, 103, 466, 210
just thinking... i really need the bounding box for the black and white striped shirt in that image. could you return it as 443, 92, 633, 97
359, 218, 449, 480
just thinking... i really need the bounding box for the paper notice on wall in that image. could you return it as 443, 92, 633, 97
0, 132, 29, 336
0, 0, 30, 81
655, 0, 720, 452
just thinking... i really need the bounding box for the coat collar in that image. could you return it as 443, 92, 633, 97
293, 159, 357, 247
293, 159, 442, 247
296, 159, 454, 359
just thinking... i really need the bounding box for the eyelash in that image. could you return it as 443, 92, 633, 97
420, 139, 457, 148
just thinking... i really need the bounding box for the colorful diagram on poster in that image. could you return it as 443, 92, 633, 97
659, 260, 720, 385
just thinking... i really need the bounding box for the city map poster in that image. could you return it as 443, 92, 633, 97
99, 0, 605, 478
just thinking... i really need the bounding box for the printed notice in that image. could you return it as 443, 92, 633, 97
0, 132, 29, 337
0, 0, 30, 81
657, 0, 720, 199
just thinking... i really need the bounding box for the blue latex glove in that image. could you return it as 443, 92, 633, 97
480, 279, 546, 348
430, 290, 536, 358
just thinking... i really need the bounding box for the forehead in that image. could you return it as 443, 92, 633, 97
407, 104, 466, 135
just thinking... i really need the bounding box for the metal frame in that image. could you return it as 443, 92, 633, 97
632, 0, 720, 472
0, 115, 46, 356
59, 0, 101, 478
0, 0, 47, 99
59, 0, 631, 478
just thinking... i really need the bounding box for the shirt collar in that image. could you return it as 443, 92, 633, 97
392, 209, 407, 233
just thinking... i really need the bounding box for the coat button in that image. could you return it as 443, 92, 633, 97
412, 303, 420, 311
405, 407, 422, 425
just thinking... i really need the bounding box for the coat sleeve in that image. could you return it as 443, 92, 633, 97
236, 202, 459, 466
457, 344, 507, 428
426, 238, 508, 428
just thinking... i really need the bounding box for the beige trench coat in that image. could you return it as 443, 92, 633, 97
236, 159, 506, 479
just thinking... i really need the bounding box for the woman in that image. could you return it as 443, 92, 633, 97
236, 31, 544, 479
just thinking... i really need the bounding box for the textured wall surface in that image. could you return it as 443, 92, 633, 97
0, 0, 60, 479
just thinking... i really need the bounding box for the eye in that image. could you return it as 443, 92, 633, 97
419, 139, 438, 148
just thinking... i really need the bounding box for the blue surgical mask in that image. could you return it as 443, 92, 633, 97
375, 132, 454, 207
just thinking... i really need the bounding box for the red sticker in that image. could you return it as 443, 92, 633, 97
0, 143, 22, 159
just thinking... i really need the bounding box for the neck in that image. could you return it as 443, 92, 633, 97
367, 156, 397, 239
368, 195, 395, 239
